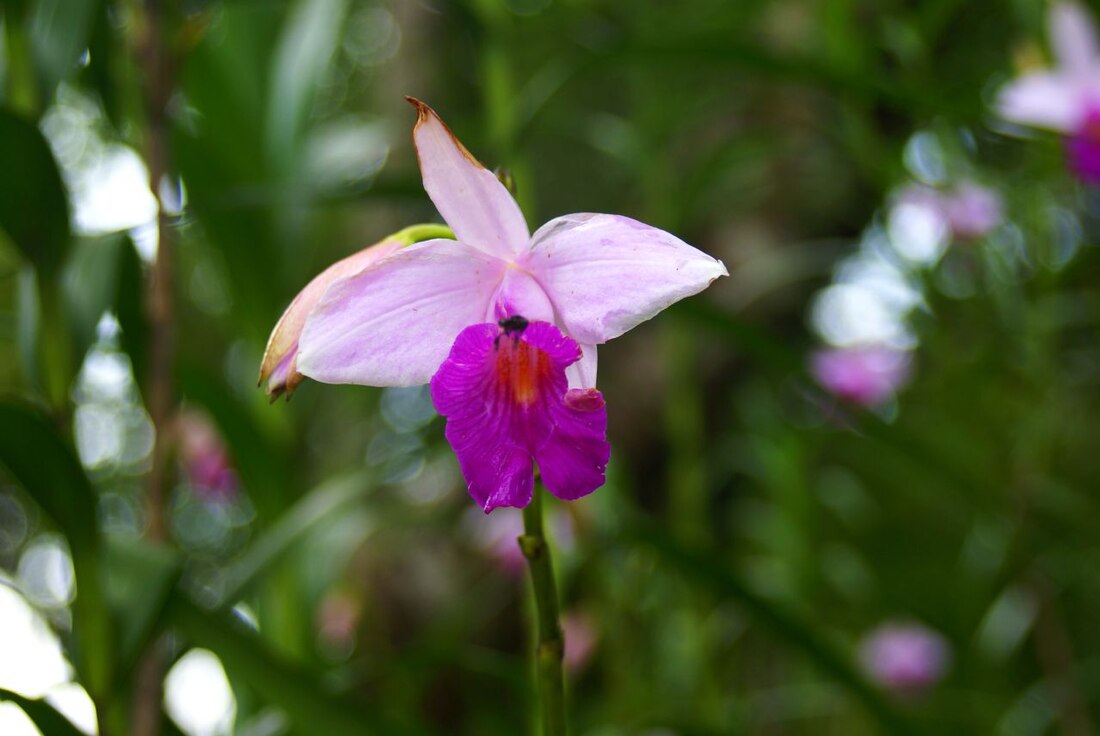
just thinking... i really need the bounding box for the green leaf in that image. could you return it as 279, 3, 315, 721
266, 0, 349, 169
0, 107, 71, 276
628, 520, 915, 736
28, 0, 102, 99
0, 688, 85, 736
114, 236, 148, 398
0, 402, 113, 697
167, 595, 429, 735
80, 1, 122, 130
61, 233, 124, 358
221, 471, 371, 604
104, 536, 183, 682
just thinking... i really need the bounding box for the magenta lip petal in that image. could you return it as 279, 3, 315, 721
430, 320, 610, 512
537, 388, 609, 501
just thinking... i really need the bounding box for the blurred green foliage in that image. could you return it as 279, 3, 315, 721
0, 0, 1098, 734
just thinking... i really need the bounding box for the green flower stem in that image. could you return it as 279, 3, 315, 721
393, 223, 455, 245
518, 487, 567, 736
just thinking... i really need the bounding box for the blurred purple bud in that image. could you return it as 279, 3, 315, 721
811, 347, 911, 407
562, 610, 598, 674
177, 410, 238, 502
465, 506, 577, 576
859, 621, 950, 694
941, 183, 1003, 240
316, 590, 362, 654
896, 183, 1002, 242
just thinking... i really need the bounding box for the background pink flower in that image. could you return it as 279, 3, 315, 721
811, 346, 911, 407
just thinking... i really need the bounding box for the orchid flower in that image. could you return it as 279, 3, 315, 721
263, 99, 726, 511
294, 98, 728, 391
995, 1, 1100, 182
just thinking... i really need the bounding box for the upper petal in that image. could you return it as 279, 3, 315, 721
525, 213, 728, 345
1051, 1, 1100, 78
995, 71, 1084, 131
408, 98, 530, 258
297, 239, 505, 387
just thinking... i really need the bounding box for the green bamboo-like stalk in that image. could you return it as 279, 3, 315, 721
518, 487, 567, 736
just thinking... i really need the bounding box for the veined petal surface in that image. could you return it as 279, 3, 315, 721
430, 321, 609, 512
408, 97, 530, 259
526, 213, 728, 345
298, 239, 505, 387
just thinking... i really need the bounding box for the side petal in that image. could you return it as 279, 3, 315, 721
298, 240, 505, 387
525, 213, 728, 345
258, 236, 404, 399
995, 71, 1083, 132
407, 98, 530, 258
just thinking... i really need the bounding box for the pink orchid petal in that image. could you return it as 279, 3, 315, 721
490, 269, 596, 388
490, 267, 556, 323
565, 343, 598, 389
996, 71, 1083, 132
259, 235, 405, 399
1052, 1, 1100, 78
408, 98, 530, 259
429, 321, 609, 512
537, 387, 609, 501
525, 213, 728, 345
297, 239, 506, 387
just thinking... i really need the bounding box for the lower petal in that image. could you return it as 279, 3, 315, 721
537, 388, 609, 501
430, 320, 609, 512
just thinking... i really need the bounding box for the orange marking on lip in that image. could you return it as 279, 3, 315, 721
495, 338, 551, 406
